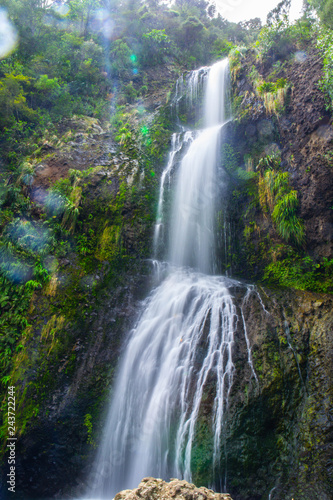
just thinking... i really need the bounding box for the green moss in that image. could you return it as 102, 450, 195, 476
191, 418, 214, 487
95, 225, 122, 261
263, 250, 333, 293
83, 413, 95, 446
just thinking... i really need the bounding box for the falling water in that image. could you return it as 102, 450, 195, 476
169, 124, 222, 273
153, 130, 194, 257
89, 270, 237, 497
169, 58, 230, 273
172, 66, 208, 117
88, 59, 254, 498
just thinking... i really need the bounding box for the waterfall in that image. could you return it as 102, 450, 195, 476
153, 130, 194, 258
169, 124, 221, 273
88, 59, 255, 498
89, 271, 237, 497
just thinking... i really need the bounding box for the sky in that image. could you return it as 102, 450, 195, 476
215, 0, 304, 23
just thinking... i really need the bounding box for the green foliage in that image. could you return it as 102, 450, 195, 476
84, 413, 95, 445
257, 156, 305, 246
266, 0, 291, 26
95, 225, 122, 261
258, 81, 276, 93
264, 248, 333, 293
0, 264, 49, 379
0, 73, 36, 130
141, 29, 173, 65
47, 174, 83, 235
254, 13, 313, 65
122, 82, 137, 103
110, 39, 133, 77
229, 46, 248, 79
310, 0, 333, 28
35, 75, 60, 92
317, 28, 333, 109
181, 16, 205, 45
258, 78, 289, 115
115, 123, 133, 146
257, 78, 288, 94
191, 418, 214, 487
221, 144, 240, 175
271, 191, 305, 246
212, 38, 234, 58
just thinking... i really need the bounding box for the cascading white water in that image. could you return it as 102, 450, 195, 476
169, 59, 229, 273
153, 130, 194, 257
173, 66, 208, 117
88, 59, 255, 499
89, 270, 237, 497
169, 124, 221, 273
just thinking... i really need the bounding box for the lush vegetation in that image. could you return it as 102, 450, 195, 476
220, 0, 333, 294
0, 0, 265, 390
0, 0, 265, 165
1, 0, 333, 461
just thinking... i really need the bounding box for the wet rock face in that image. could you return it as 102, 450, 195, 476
232, 49, 333, 263
222, 287, 333, 500
282, 52, 333, 258
115, 477, 233, 500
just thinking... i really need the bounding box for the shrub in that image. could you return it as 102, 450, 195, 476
317, 28, 333, 109
257, 78, 289, 115
257, 157, 305, 246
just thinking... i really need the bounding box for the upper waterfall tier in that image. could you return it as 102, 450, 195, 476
204, 58, 230, 127
168, 59, 230, 273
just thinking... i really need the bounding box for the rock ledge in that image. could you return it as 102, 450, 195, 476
115, 477, 233, 500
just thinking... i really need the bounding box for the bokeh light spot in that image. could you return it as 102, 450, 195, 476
294, 51, 307, 63
53, 3, 70, 16
130, 54, 137, 63
0, 250, 32, 284
7, 219, 51, 255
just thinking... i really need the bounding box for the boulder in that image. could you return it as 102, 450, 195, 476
114, 477, 233, 500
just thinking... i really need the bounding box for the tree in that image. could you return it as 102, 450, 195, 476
141, 28, 172, 65
67, 0, 101, 37
181, 16, 205, 45
310, 0, 333, 27
110, 38, 132, 76
267, 0, 291, 25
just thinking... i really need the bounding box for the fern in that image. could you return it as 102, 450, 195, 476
257, 156, 305, 247
272, 191, 305, 246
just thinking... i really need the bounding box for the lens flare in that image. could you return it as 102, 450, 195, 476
0, 251, 32, 284
93, 9, 114, 39
45, 190, 66, 216
43, 255, 58, 273
53, 3, 70, 16
7, 219, 51, 255
0, 9, 18, 59
295, 51, 307, 63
